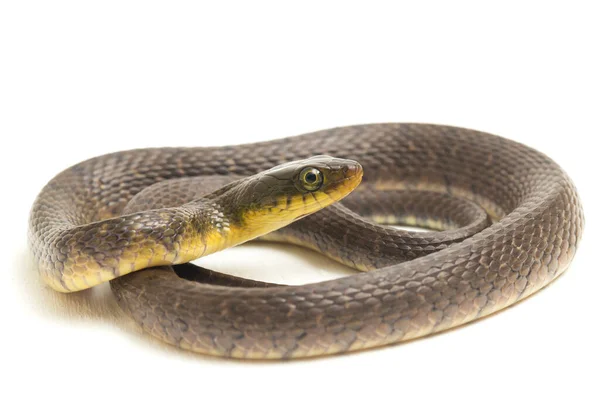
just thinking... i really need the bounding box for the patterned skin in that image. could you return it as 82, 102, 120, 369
29, 123, 584, 359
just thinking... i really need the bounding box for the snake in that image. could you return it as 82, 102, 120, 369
29, 123, 584, 359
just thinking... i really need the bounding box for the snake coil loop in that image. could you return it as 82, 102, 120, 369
29, 123, 583, 359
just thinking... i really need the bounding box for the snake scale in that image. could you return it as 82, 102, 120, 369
29, 123, 584, 359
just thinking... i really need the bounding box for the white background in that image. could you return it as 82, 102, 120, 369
1, 1, 598, 399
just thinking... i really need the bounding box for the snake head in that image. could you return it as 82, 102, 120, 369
218, 155, 363, 242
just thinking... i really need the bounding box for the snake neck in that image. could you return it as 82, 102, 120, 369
186, 199, 235, 256
190, 190, 293, 257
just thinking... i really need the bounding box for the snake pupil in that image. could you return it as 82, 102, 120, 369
306, 172, 317, 183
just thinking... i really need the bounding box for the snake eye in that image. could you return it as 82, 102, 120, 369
299, 167, 323, 191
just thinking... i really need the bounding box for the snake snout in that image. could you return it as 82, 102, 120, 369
323, 159, 363, 201
343, 161, 363, 179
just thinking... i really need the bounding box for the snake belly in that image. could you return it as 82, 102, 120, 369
29, 123, 584, 359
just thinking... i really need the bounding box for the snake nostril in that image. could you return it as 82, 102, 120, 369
343, 163, 362, 177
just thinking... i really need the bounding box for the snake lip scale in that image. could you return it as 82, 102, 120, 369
29, 123, 584, 359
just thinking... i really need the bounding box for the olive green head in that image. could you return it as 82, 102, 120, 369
216, 155, 363, 242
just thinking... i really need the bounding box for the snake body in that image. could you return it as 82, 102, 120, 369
29, 123, 584, 359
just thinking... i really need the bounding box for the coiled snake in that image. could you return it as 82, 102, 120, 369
29, 123, 583, 359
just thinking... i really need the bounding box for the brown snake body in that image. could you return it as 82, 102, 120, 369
29, 123, 584, 359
